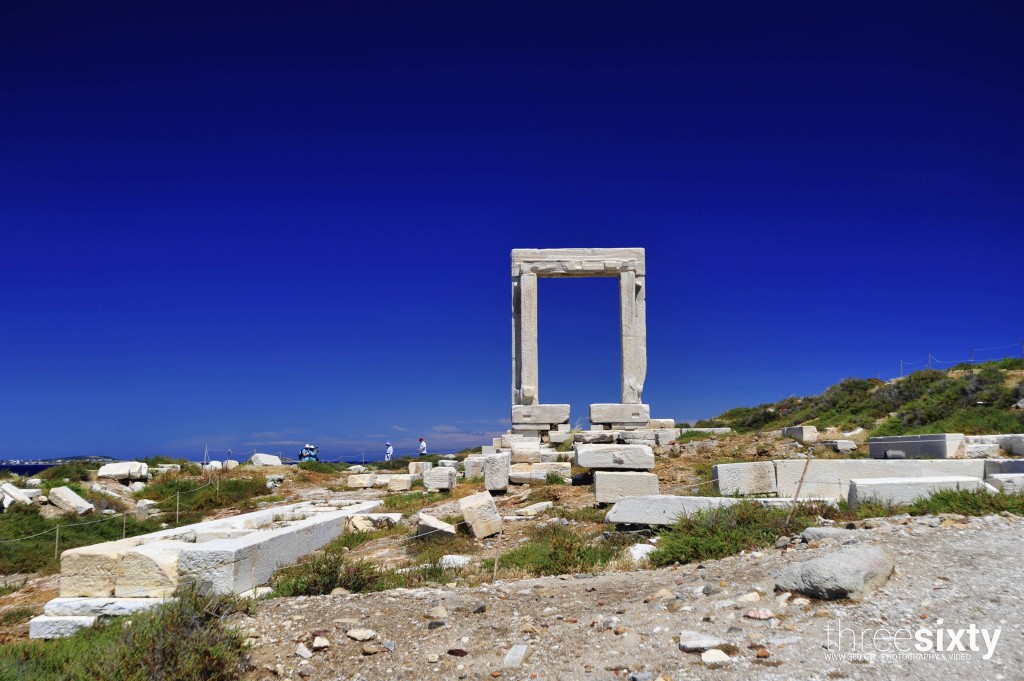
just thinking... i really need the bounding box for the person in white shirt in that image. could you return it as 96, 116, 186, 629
418, 438, 427, 456
384, 442, 393, 462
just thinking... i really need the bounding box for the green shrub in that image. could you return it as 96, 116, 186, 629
381, 491, 448, 516
0, 590, 250, 681
137, 475, 269, 521
649, 501, 828, 567
0, 607, 35, 626
0, 504, 164, 575
37, 461, 97, 482
907, 489, 1024, 516
485, 525, 629, 576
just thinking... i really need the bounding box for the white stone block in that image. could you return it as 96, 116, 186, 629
604, 495, 739, 525
822, 440, 857, 453
346, 474, 376, 489
648, 418, 676, 428
593, 471, 660, 503
29, 615, 97, 639
781, 426, 818, 443
485, 453, 510, 491
423, 467, 457, 491
43, 597, 169, 617
204, 461, 223, 471
481, 445, 497, 455
224, 459, 239, 470
459, 492, 502, 538
416, 513, 456, 538
250, 453, 283, 466
509, 462, 571, 484
654, 428, 681, 445
512, 404, 570, 425
437, 460, 459, 468
848, 476, 985, 507
114, 541, 193, 598
573, 444, 654, 470
463, 457, 485, 479
575, 430, 623, 444
514, 501, 553, 516
590, 403, 651, 425
409, 461, 433, 475
868, 434, 966, 459
774, 459, 843, 499
48, 486, 95, 515
0, 482, 32, 505
988, 474, 1024, 493
387, 474, 415, 492
966, 444, 1001, 458
713, 462, 777, 496
548, 432, 572, 445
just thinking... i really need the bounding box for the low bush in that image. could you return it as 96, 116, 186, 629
906, 488, 1024, 516
137, 475, 269, 522
37, 461, 97, 482
553, 506, 608, 523
0, 589, 251, 681
485, 524, 630, 577
0, 504, 164, 575
381, 491, 449, 516
649, 501, 828, 567
0, 607, 35, 626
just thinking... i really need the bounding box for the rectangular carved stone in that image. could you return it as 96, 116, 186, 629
594, 471, 660, 503
590, 403, 650, 425
512, 248, 645, 277
484, 453, 510, 491
573, 444, 654, 470
512, 404, 570, 425
459, 492, 503, 538
423, 467, 457, 491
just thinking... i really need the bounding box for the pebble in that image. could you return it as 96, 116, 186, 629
428, 606, 448, 619
295, 643, 312, 659
311, 636, 330, 650
678, 630, 727, 652
701, 649, 731, 665
427, 653, 439, 663
472, 603, 487, 614
346, 629, 378, 641
736, 592, 761, 602
428, 621, 446, 630
503, 644, 531, 668
745, 609, 774, 620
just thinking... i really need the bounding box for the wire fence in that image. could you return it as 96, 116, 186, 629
896, 340, 1024, 378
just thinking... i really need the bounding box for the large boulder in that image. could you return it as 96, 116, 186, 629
97, 461, 149, 481
48, 487, 95, 515
775, 546, 895, 600
250, 453, 283, 467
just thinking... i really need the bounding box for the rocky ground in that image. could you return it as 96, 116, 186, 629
240, 513, 1024, 681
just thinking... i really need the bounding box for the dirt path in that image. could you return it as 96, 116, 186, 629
241, 515, 1024, 681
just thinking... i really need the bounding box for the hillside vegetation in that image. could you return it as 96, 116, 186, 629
696, 358, 1024, 436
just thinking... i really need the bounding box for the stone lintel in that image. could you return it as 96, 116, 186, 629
512, 248, 645, 278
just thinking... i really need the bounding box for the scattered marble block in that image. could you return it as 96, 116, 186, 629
594, 471, 660, 504
459, 492, 503, 538
573, 444, 654, 470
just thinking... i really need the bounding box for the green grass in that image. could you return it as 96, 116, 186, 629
136, 475, 269, 522
905, 488, 1024, 516
553, 506, 608, 523
695, 359, 1024, 436
0, 504, 164, 575
649, 501, 831, 567
0, 590, 251, 681
0, 607, 35, 626
381, 491, 448, 516
368, 454, 450, 471
545, 471, 568, 485
484, 524, 630, 576
272, 552, 461, 597
37, 461, 97, 482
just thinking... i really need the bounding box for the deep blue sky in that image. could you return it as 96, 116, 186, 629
2, 2, 1022, 459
